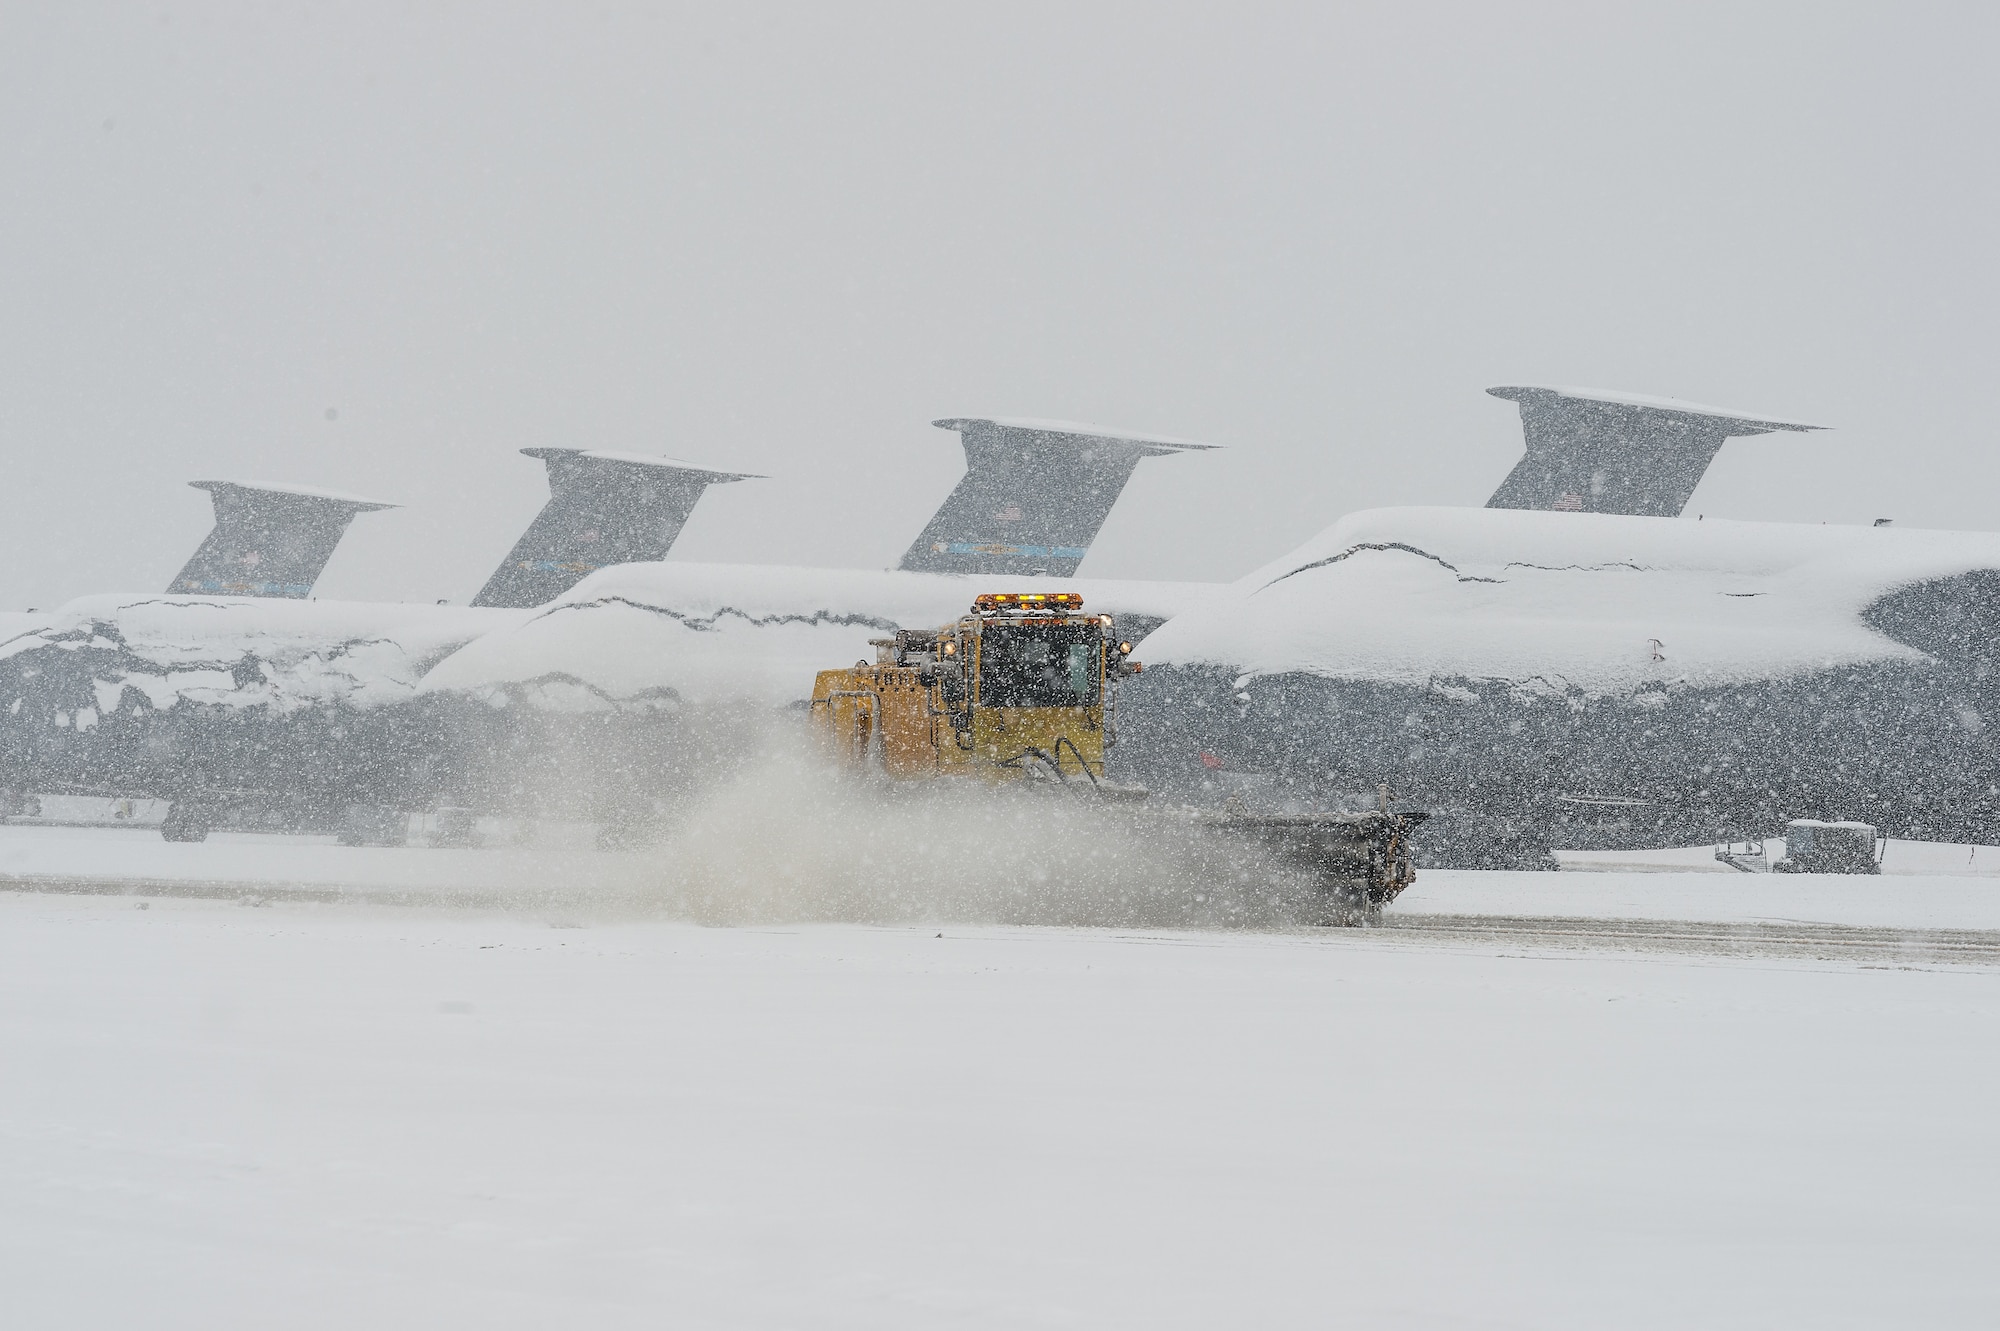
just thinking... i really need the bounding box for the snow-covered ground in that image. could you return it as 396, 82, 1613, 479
4, 817, 1995, 1326
3, 819, 2000, 931
0, 825, 659, 902
1399, 866, 2000, 931
2, 888, 1995, 1329
7, 823, 1999, 931
1558, 838, 2000, 877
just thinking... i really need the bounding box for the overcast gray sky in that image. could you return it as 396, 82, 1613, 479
2, 2, 1994, 608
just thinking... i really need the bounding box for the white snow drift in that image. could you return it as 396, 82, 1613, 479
416, 561, 1223, 710
1139, 506, 2000, 693
0, 595, 527, 713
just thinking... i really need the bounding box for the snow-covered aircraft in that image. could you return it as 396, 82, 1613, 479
414, 386, 1887, 867
0, 477, 401, 815
398, 393, 1828, 836
0, 420, 1208, 836
415, 418, 1226, 706
0, 447, 758, 835
412, 390, 1815, 702
0, 391, 1829, 845
0, 477, 398, 647
1117, 491, 2000, 868
351, 418, 1231, 833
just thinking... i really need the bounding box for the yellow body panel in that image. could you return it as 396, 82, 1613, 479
808, 621, 1109, 783
809, 666, 942, 776
967, 707, 1104, 780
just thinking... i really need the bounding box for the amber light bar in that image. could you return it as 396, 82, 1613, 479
972, 592, 1084, 614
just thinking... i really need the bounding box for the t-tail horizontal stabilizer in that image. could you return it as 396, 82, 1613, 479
170, 481, 398, 598
898, 417, 1218, 577
471, 449, 762, 608
1485, 386, 1825, 518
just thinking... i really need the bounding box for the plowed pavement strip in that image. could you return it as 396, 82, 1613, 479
1373, 911, 2000, 966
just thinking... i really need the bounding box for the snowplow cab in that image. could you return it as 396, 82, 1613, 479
809, 592, 1138, 782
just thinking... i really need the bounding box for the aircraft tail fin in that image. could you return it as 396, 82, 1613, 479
169, 481, 397, 598
471, 449, 761, 608
1485, 386, 1825, 517
898, 417, 1217, 577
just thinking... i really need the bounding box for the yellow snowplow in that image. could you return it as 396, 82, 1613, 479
809, 593, 1425, 924
810, 592, 1127, 782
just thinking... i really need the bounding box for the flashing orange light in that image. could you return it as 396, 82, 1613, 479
972, 592, 1085, 614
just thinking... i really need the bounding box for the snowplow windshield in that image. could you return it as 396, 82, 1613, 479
977, 625, 1103, 708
